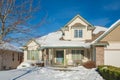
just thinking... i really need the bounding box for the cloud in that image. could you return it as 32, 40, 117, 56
91, 18, 111, 27
103, 2, 120, 11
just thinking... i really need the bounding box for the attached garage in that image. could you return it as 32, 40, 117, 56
94, 19, 120, 67
104, 49, 120, 67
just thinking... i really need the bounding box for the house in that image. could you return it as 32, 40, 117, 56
0, 42, 23, 70
23, 14, 120, 67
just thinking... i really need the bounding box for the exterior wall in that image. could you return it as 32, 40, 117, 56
95, 46, 104, 66
0, 50, 23, 70
63, 17, 92, 41
104, 41, 120, 67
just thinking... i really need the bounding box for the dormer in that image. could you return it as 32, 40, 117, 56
62, 14, 95, 41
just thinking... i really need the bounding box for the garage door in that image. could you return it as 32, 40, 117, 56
104, 50, 120, 67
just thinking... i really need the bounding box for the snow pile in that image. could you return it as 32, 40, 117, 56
93, 26, 107, 34
0, 42, 22, 52
35, 31, 91, 48
0, 66, 103, 80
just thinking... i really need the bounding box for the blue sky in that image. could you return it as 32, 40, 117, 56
35, 0, 120, 36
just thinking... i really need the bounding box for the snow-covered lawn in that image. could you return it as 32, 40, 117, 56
0, 66, 103, 80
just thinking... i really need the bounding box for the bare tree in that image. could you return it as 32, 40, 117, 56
0, 0, 46, 45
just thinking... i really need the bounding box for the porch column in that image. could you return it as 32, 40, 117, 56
64, 49, 66, 66
51, 48, 54, 65
43, 49, 47, 66
48, 49, 52, 66
24, 50, 27, 61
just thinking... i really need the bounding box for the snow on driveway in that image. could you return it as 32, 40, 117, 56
0, 66, 103, 80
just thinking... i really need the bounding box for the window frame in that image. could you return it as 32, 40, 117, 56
74, 29, 83, 38
71, 50, 84, 60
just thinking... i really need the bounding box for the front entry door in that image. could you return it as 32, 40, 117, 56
56, 51, 64, 65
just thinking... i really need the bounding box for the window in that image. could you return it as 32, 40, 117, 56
27, 50, 39, 60
71, 50, 84, 60
74, 30, 83, 38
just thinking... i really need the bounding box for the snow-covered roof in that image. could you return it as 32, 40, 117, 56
35, 31, 91, 48
93, 26, 107, 34
34, 26, 108, 48
0, 42, 22, 52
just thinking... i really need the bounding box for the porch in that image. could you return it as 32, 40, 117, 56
43, 47, 92, 67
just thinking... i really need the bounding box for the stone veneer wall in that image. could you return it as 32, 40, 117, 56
95, 46, 104, 66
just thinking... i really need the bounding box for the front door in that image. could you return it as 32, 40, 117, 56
56, 51, 64, 65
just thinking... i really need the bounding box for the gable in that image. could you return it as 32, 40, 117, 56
101, 24, 120, 41
27, 40, 40, 50
62, 14, 94, 31
68, 17, 88, 27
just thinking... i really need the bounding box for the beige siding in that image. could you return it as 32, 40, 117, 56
27, 41, 39, 50
102, 25, 120, 41
69, 17, 88, 27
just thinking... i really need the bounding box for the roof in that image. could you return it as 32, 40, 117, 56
93, 26, 107, 34
93, 19, 120, 43
0, 42, 22, 52
35, 31, 91, 48
24, 26, 107, 49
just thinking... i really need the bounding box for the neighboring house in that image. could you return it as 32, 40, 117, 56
23, 14, 120, 67
0, 42, 23, 70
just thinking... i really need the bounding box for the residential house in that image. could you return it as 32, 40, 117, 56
0, 42, 23, 70
23, 14, 120, 67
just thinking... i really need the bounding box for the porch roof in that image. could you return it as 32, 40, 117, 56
41, 41, 91, 49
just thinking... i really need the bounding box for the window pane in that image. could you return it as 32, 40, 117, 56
74, 30, 78, 38
79, 30, 83, 37
72, 50, 84, 60
27, 51, 31, 60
